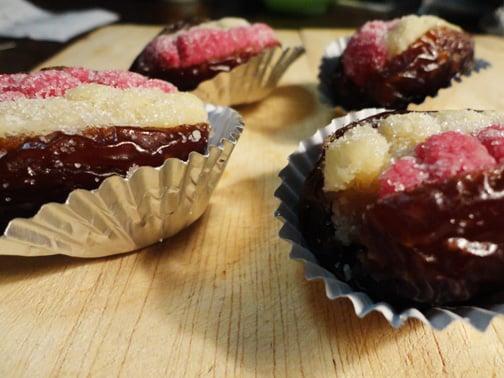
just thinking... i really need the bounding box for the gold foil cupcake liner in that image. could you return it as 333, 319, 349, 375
275, 108, 504, 331
192, 46, 305, 106
0, 104, 244, 258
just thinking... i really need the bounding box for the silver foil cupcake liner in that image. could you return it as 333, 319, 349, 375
274, 108, 504, 331
318, 37, 490, 108
0, 104, 244, 258
318, 37, 349, 106
192, 46, 305, 106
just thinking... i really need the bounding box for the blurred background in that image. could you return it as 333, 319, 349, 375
1, 0, 503, 73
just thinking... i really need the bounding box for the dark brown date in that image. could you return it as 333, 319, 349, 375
300, 111, 504, 305
299, 111, 397, 261
362, 167, 504, 304
327, 27, 474, 110
0, 124, 209, 232
131, 52, 263, 91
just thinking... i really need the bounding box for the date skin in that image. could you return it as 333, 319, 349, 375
328, 27, 474, 110
131, 52, 264, 91
363, 167, 504, 304
0, 123, 209, 232
300, 112, 504, 305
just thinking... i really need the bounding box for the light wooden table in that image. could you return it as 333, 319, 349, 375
2, 25, 504, 377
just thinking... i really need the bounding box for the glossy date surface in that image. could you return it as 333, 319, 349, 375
131, 52, 260, 91
363, 167, 504, 304
299, 112, 504, 305
0, 123, 209, 231
328, 27, 474, 110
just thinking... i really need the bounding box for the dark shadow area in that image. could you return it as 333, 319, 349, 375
0, 252, 114, 285
2, 0, 501, 74
140, 208, 209, 259
237, 83, 336, 145
302, 272, 427, 368
139, 169, 425, 372
0, 207, 207, 285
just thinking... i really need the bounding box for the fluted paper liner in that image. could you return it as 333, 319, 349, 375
0, 104, 244, 258
318, 37, 490, 107
318, 37, 348, 106
275, 108, 504, 331
192, 46, 305, 106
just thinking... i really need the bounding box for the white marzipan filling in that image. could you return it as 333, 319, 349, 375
386, 15, 461, 56
323, 110, 504, 193
198, 17, 250, 30
0, 84, 208, 137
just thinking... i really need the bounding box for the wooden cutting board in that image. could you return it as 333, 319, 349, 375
2, 25, 504, 377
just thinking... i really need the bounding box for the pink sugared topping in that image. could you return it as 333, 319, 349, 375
0, 73, 25, 91
137, 78, 177, 91
145, 37, 180, 68
342, 21, 392, 87
341, 15, 460, 87
378, 157, 428, 197
176, 28, 238, 67
59, 67, 93, 82
477, 125, 504, 163
0, 68, 177, 101
416, 131, 496, 181
140, 23, 280, 70
91, 70, 148, 88
0, 91, 26, 101
2, 70, 81, 99
379, 131, 497, 197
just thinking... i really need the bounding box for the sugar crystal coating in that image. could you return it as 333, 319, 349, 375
60, 67, 92, 82
17, 70, 81, 98
248, 23, 282, 51
142, 37, 180, 69
0, 68, 177, 101
138, 21, 279, 70
386, 15, 460, 56
177, 28, 236, 67
378, 156, 427, 197
378, 112, 441, 155
477, 125, 504, 163
324, 126, 389, 191
138, 78, 176, 92
342, 15, 461, 87
378, 131, 497, 197
342, 21, 390, 87
90, 70, 148, 88
436, 110, 496, 134
0, 91, 25, 102
415, 131, 496, 181
0, 73, 25, 90
324, 111, 504, 196
0, 84, 207, 137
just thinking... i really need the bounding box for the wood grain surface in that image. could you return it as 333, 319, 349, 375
2, 25, 504, 377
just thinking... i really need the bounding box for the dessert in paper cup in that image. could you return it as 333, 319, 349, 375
0, 68, 243, 258
275, 108, 504, 330
318, 15, 485, 110
130, 17, 305, 106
